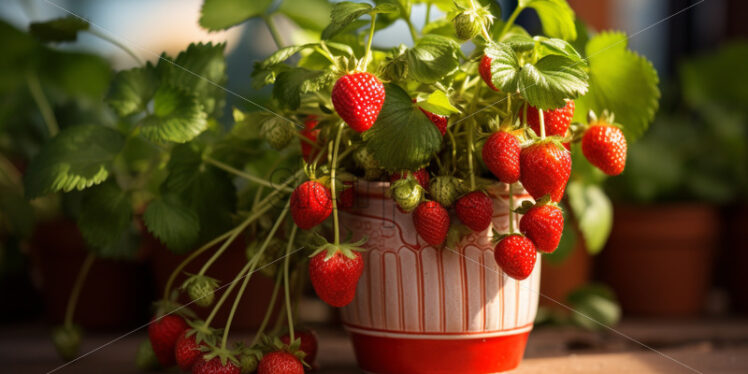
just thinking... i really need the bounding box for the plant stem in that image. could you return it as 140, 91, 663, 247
283, 225, 298, 342
523, 102, 528, 126
364, 14, 378, 69
499, 5, 524, 38
508, 184, 515, 234
204, 156, 294, 193
87, 28, 144, 65
538, 108, 546, 138
26, 73, 58, 137
330, 122, 344, 246
467, 121, 476, 190
250, 272, 282, 347
64, 253, 95, 327
425, 3, 432, 24
405, 17, 419, 44
263, 14, 285, 49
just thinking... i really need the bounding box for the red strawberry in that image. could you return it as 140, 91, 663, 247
280, 330, 318, 365
331, 72, 385, 133
526, 101, 575, 137
494, 234, 537, 280
412, 201, 450, 246
175, 331, 205, 371
390, 169, 430, 189
418, 106, 448, 136
519, 204, 564, 253
479, 55, 498, 91
338, 182, 355, 210
300, 116, 320, 163
519, 141, 571, 202
309, 250, 364, 307
257, 351, 304, 374
455, 191, 494, 232
148, 314, 188, 367
192, 356, 240, 374
582, 124, 627, 176
482, 131, 520, 183
291, 181, 333, 230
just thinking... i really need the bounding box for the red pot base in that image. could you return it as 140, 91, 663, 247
348, 330, 530, 374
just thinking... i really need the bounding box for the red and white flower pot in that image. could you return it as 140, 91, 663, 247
340, 182, 540, 374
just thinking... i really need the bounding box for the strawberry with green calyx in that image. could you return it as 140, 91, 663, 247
280, 330, 318, 366
260, 117, 295, 150
413, 98, 448, 136
412, 200, 450, 246
148, 313, 189, 367
257, 335, 307, 374
479, 55, 499, 91
526, 101, 575, 138
455, 190, 494, 232
175, 321, 220, 371
331, 71, 385, 133
182, 274, 219, 308
309, 236, 367, 307
517, 196, 564, 253
291, 180, 333, 230
192, 355, 241, 374
300, 115, 321, 163
519, 139, 571, 202
389, 177, 424, 212
390, 168, 430, 189
582, 112, 627, 176
353, 146, 383, 180
429, 175, 465, 207
135, 339, 161, 371
51, 324, 81, 362
482, 130, 521, 183
494, 233, 537, 280
238, 348, 262, 374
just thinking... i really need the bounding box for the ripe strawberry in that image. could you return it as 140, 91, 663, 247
455, 191, 494, 232
418, 105, 448, 136
257, 351, 304, 374
494, 234, 537, 280
192, 356, 240, 374
338, 181, 355, 210
300, 116, 320, 163
582, 123, 627, 176
482, 131, 520, 183
291, 181, 333, 230
148, 314, 188, 367
519, 204, 564, 253
519, 141, 571, 202
309, 250, 364, 307
175, 331, 205, 371
331, 72, 385, 133
280, 330, 318, 364
390, 169, 430, 189
479, 55, 498, 91
526, 101, 575, 137
412, 201, 450, 246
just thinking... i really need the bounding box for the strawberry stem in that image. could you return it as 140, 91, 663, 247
86, 28, 144, 65
26, 73, 59, 137
283, 225, 298, 342
331, 122, 345, 247
499, 4, 524, 38
467, 120, 476, 190
538, 107, 546, 138
508, 183, 515, 234
250, 271, 282, 348
204, 156, 294, 193
364, 14, 377, 69
262, 14, 285, 49
64, 253, 95, 327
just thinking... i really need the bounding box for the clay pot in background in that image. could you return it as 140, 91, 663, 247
599, 204, 719, 317
145, 233, 280, 330
540, 239, 592, 307
28, 219, 151, 329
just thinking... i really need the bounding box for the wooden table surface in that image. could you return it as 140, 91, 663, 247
2, 318, 747, 373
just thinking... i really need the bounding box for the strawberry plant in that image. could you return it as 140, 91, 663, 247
19, 0, 659, 370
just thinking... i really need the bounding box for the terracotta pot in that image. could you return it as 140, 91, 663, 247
726, 205, 748, 313
599, 204, 719, 317
340, 182, 540, 374
540, 238, 591, 307
28, 219, 150, 329
146, 233, 280, 330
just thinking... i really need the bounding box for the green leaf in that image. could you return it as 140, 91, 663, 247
272, 68, 334, 110
535, 36, 584, 63
406, 34, 461, 83
278, 0, 332, 31
574, 32, 660, 141
0, 188, 35, 237
567, 283, 621, 330
77, 181, 132, 252
418, 90, 460, 115
363, 84, 442, 171
139, 85, 208, 143
542, 206, 577, 265
29, 16, 89, 43
24, 125, 126, 198
159, 42, 227, 116
501, 27, 535, 52
40, 50, 112, 100
321, 1, 398, 40
566, 181, 612, 254
105, 64, 158, 117
486, 42, 521, 92
144, 195, 200, 252
199, 0, 273, 30
519, 54, 588, 109
519, 0, 576, 41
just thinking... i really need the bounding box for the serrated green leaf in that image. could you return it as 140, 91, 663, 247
363, 84, 442, 171
105, 64, 158, 117
29, 16, 89, 43
535, 36, 583, 63
486, 42, 521, 92
77, 181, 132, 252
573, 32, 660, 141
140, 85, 208, 143
321, 1, 398, 40
159, 42, 227, 116
567, 181, 612, 254
501, 28, 535, 52
144, 195, 200, 252
422, 18, 458, 38
406, 34, 461, 83
519, 54, 588, 109
199, 0, 273, 30
418, 90, 460, 115
273, 68, 333, 110
519, 0, 576, 41
24, 125, 126, 198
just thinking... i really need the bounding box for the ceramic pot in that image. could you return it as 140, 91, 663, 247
340, 182, 540, 374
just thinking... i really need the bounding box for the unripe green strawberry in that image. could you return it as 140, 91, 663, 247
135, 339, 161, 370
182, 275, 219, 307
428, 176, 464, 207
390, 178, 424, 212
454, 12, 482, 40
240, 354, 259, 374
260, 117, 295, 150
52, 324, 81, 361
353, 147, 383, 181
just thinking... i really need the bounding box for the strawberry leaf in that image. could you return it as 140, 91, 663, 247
406, 34, 461, 83
486, 42, 521, 92
278, 0, 332, 31
105, 64, 158, 117
363, 84, 442, 171
534, 36, 584, 63
519, 54, 588, 110
519, 0, 576, 41
418, 90, 460, 116
139, 85, 208, 143
77, 181, 134, 256
566, 181, 612, 254
144, 194, 200, 252
199, 0, 273, 31
573, 32, 660, 141
24, 125, 125, 198
29, 16, 89, 43
321, 1, 398, 40
273, 68, 334, 110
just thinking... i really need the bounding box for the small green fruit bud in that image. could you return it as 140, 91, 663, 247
454, 12, 482, 40
260, 117, 295, 150
390, 178, 424, 212
239, 354, 259, 374
183, 275, 219, 307
429, 176, 464, 207
353, 147, 383, 181
52, 324, 82, 361
135, 339, 161, 370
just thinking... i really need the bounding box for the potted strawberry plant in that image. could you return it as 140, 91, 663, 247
21, 0, 659, 372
